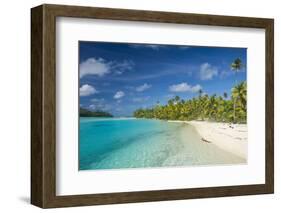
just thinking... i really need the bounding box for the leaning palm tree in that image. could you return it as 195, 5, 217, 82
231, 58, 243, 123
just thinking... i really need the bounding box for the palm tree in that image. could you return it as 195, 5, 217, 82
231, 58, 243, 123
133, 82, 246, 124
174, 96, 180, 103
198, 89, 203, 97
232, 82, 247, 110
196, 89, 203, 120
223, 92, 228, 99
231, 82, 246, 122
231, 58, 242, 71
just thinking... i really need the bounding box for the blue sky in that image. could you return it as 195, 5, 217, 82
79, 41, 246, 116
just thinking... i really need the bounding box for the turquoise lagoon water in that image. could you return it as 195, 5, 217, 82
79, 118, 245, 170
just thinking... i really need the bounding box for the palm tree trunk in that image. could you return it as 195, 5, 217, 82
233, 71, 237, 123
233, 99, 236, 123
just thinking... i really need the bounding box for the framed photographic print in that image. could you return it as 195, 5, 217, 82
31, 4, 274, 208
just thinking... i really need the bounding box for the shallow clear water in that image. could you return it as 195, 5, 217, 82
79, 118, 245, 170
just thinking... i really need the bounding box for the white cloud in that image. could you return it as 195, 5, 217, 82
80, 58, 110, 78
130, 44, 163, 50
219, 69, 235, 79
112, 60, 134, 75
169, 83, 202, 93
91, 98, 105, 103
89, 98, 111, 111
136, 83, 152, 92
165, 94, 175, 99
199, 63, 218, 80
131, 44, 190, 50
132, 96, 150, 103
80, 58, 134, 78
115, 107, 122, 112
145, 45, 162, 50
178, 46, 191, 50
190, 84, 202, 93
79, 84, 98, 96
169, 83, 189, 92
114, 91, 125, 99
89, 103, 111, 111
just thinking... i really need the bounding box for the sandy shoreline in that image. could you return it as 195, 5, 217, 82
168, 120, 247, 159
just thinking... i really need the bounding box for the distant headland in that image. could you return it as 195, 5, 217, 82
79, 107, 113, 117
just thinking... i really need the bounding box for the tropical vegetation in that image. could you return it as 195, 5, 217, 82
231, 58, 243, 122
80, 108, 113, 117
134, 58, 246, 123
133, 81, 246, 123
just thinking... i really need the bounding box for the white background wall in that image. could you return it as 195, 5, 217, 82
0, 0, 279, 212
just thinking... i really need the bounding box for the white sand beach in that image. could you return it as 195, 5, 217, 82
168, 120, 247, 159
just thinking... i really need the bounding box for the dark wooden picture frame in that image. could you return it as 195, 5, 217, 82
31, 4, 274, 208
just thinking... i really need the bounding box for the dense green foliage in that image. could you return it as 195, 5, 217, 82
80, 108, 113, 117
133, 81, 247, 123
231, 58, 243, 122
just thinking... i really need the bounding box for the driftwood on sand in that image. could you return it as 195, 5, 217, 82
201, 137, 212, 143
